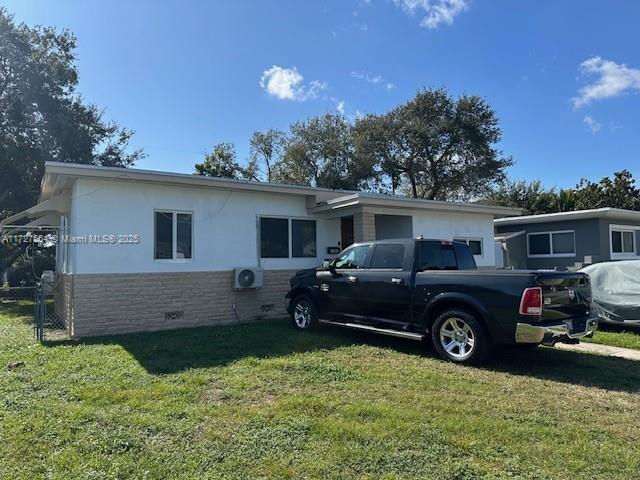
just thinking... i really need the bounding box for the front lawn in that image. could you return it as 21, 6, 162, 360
585, 325, 640, 351
1, 304, 639, 480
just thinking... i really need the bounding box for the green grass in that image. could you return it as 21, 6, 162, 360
1, 304, 639, 480
585, 325, 640, 350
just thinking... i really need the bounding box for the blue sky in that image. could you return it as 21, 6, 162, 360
6, 0, 640, 189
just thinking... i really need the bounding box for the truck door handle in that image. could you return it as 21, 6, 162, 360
391, 278, 404, 285
347, 275, 359, 283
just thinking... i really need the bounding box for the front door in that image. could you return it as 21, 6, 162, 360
340, 216, 354, 250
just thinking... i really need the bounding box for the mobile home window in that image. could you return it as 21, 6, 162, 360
260, 217, 289, 258
527, 231, 575, 257
611, 229, 635, 254
155, 211, 193, 260
292, 219, 316, 258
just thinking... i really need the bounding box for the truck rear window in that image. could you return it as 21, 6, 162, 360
453, 243, 477, 270
418, 241, 477, 270
419, 241, 457, 270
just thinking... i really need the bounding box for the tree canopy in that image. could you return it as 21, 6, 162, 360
0, 8, 143, 219
483, 170, 640, 215
194, 143, 255, 180
199, 89, 512, 198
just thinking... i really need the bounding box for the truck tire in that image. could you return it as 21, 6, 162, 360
431, 309, 492, 364
290, 294, 318, 331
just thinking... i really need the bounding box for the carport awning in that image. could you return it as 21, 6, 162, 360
0, 196, 69, 231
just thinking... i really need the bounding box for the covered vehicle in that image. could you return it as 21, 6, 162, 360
580, 260, 640, 327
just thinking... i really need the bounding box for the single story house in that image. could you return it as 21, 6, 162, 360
494, 208, 640, 270
2, 162, 519, 337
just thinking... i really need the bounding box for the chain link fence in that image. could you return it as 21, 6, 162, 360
0, 280, 69, 341
35, 279, 69, 341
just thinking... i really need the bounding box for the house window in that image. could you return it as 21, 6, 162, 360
611, 228, 636, 255
155, 211, 193, 260
260, 217, 289, 258
292, 219, 316, 258
527, 231, 575, 257
453, 238, 483, 256
260, 217, 317, 259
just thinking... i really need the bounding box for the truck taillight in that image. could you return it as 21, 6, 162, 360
519, 287, 542, 315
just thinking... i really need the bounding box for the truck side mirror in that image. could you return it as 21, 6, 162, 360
321, 259, 331, 270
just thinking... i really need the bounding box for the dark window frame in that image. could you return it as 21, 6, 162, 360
527, 230, 575, 258
259, 216, 318, 259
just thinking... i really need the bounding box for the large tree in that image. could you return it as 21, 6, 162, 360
249, 128, 286, 182
0, 8, 143, 219
358, 88, 512, 200
574, 170, 640, 211
353, 113, 402, 194
194, 142, 257, 180
482, 179, 559, 215
0, 8, 142, 277
275, 113, 374, 190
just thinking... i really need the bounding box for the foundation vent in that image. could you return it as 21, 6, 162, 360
164, 311, 184, 321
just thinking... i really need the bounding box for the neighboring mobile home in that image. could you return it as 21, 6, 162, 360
494, 208, 640, 270
2, 162, 519, 337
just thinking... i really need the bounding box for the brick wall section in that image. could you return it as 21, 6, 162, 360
68, 270, 298, 337
354, 211, 376, 242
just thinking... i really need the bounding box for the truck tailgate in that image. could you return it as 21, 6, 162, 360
536, 272, 592, 321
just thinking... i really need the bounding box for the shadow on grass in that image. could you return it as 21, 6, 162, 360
46, 318, 366, 374
0, 301, 36, 324
597, 323, 640, 334
44, 317, 640, 393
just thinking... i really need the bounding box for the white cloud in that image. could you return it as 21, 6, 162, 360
336, 100, 345, 115
351, 70, 395, 90
259, 65, 327, 101
583, 116, 601, 134
393, 0, 468, 29
572, 57, 640, 108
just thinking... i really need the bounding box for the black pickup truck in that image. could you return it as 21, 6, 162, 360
286, 238, 598, 364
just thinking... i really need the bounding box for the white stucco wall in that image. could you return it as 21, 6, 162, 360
65, 178, 497, 273
68, 178, 341, 274
365, 206, 495, 266
411, 209, 496, 266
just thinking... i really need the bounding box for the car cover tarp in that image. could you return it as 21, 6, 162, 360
580, 260, 640, 326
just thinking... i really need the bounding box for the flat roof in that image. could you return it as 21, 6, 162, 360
494, 208, 640, 226
40, 162, 521, 217
309, 191, 520, 217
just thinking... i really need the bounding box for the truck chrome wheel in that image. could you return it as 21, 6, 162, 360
293, 298, 313, 329
439, 317, 475, 360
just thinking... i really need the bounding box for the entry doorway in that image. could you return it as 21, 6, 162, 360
340, 216, 354, 249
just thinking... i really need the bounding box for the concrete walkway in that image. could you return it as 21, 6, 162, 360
556, 342, 640, 361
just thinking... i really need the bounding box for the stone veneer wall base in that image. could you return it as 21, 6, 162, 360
66, 270, 297, 337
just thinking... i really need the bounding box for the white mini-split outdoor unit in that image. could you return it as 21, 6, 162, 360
233, 267, 264, 289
